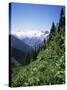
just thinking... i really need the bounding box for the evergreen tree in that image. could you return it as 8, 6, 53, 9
43, 39, 46, 49
59, 8, 65, 28
25, 53, 32, 64
36, 46, 40, 56
49, 22, 56, 39
34, 46, 37, 59
44, 39, 46, 44
57, 8, 65, 56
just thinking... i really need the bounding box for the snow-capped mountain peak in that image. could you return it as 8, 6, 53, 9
11, 30, 49, 48
11, 30, 45, 38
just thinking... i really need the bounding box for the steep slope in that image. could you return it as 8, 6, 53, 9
10, 35, 33, 53
11, 24, 65, 87
10, 35, 34, 65
11, 8, 65, 87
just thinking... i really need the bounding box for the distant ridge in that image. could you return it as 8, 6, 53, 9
11, 30, 49, 48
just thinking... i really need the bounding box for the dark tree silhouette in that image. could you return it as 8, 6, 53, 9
49, 22, 56, 39
59, 8, 65, 28
34, 46, 37, 59
25, 52, 32, 64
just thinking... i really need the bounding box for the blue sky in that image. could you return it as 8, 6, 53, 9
10, 3, 64, 32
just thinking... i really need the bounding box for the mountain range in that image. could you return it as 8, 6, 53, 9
10, 30, 49, 65
11, 30, 49, 49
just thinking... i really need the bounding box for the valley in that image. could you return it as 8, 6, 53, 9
10, 8, 65, 87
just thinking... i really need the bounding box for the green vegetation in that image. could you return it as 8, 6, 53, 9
11, 8, 65, 87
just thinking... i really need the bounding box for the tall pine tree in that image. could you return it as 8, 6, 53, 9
59, 8, 65, 29
49, 22, 56, 39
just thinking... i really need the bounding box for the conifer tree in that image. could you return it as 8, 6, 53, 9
43, 39, 46, 49
57, 8, 65, 55
59, 8, 65, 28
26, 53, 31, 64
49, 22, 56, 39
33, 46, 37, 60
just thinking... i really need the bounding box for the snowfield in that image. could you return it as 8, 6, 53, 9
11, 30, 49, 48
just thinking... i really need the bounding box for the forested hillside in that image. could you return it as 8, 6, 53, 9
11, 8, 65, 87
